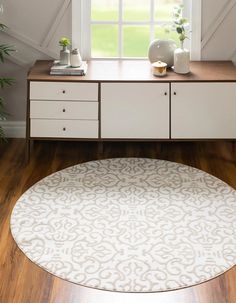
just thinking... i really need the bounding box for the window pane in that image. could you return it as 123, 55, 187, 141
155, 25, 180, 47
155, 0, 182, 21
92, 25, 118, 57
123, 26, 150, 57
123, 0, 150, 21
91, 0, 118, 21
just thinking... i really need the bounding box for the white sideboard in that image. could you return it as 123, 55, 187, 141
27, 60, 236, 155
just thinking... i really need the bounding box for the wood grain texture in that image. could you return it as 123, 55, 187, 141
0, 139, 236, 303
28, 60, 236, 82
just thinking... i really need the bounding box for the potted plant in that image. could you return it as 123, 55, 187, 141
172, 5, 190, 74
0, 22, 15, 140
59, 36, 71, 65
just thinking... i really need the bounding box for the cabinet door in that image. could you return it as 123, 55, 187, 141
171, 83, 236, 139
101, 83, 169, 139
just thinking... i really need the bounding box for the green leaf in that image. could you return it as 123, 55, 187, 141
59, 37, 71, 47
174, 20, 180, 25
179, 18, 188, 25
0, 126, 7, 142
179, 33, 186, 41
0, 44, 15, 62
0, 97, 9, 120
0, 78, 15, 88
176, 27, 183, 34
0, 23, 8, 31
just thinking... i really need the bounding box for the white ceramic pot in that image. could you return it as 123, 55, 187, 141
148, 39, 177, 67
70, 48, 82, 67
174, 43, 190, 74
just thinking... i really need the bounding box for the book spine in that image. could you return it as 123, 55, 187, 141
50, 72, 85, 76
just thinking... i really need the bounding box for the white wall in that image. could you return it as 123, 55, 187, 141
0, 0, 235, 137
201, 0, 236, 61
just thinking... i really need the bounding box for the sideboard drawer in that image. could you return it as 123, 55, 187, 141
30, 82, 98, 101
30, 101, 98, 120
30, 119, 98, 138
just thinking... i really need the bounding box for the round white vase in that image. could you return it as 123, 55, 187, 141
148, 39, 177, 67
174, 43, 190, 74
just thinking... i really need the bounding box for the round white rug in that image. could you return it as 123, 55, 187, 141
11, 158, 236, 292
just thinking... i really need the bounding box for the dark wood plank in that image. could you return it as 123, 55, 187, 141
0, 139, 236, 303
28, 60, 236, 82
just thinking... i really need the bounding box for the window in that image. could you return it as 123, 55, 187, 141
72, 0, 201, 60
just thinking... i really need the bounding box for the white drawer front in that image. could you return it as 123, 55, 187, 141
30, 101, 98, 120
31, 119, 98, 138
30, 82, 98, 101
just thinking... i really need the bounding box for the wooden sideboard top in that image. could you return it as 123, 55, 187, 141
28, 60, 236, 82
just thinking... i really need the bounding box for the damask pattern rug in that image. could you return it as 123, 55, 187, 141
11, 158, 236, 292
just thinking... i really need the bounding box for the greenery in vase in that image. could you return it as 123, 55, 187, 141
59, 37, 71, 48
0, 22, 15, 140
165, 5, 189, 47
172, 5, 189, 45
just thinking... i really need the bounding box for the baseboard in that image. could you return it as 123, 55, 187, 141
0, 121, 26, 138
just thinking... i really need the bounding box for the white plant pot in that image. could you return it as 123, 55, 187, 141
174, 46, 190, 74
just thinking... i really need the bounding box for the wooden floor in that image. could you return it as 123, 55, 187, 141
0, 139, 236, 303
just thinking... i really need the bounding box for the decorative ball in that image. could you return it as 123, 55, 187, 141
148, 39, 177, 67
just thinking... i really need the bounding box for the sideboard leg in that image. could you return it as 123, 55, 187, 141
98, 141, 104, 158
25, 139, 30, 163
25, 139, 34, 163
232, 141, 236, 156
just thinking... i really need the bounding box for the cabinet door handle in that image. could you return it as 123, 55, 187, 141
62, 108, 66, 112
173, 92, 177, 95
63, 127, 66, 131
164, 92, 167, 96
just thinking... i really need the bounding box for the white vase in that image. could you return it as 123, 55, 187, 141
174, 42, 190, 74
148, 39, 177, 67
60, 46, 70, 66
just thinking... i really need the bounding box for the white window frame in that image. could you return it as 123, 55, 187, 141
72, 0, 201, 60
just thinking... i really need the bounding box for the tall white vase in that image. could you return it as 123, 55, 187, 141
174, 42, 190, 74
60, 46, 70, 66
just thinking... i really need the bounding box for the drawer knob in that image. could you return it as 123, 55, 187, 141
62, 90, 66, 94
62, 109, 66, 112
63, 127, 66, 131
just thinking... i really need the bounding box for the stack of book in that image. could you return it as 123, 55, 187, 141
50, 61, 88, 76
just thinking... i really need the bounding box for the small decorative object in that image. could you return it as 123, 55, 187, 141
70, 48, 82, 67
172, 5, 190, 74
59, 37, 71, 66
148, 39, 177, 67
152, 61, 167, 77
